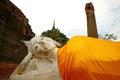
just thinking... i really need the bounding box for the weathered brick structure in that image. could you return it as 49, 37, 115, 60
85, 2, 98, 38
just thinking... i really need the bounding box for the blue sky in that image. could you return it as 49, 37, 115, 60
10, 0, 120, 40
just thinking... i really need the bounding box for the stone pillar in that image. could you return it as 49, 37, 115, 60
85, 2, 98, 38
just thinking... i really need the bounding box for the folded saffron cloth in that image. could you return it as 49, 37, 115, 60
57, 36, 120, 80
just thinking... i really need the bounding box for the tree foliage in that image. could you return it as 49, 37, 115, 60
41, 28, 69, 46
99, 33, 117, 40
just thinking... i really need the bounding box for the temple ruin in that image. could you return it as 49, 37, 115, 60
85, 2, 98, 38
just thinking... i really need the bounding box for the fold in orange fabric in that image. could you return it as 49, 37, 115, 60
57, 36, 120, 80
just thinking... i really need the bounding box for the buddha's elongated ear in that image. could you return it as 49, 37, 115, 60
21, 40, 29, 47
54, 40, 62, 47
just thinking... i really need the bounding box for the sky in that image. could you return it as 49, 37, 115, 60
10, 0, 120, 39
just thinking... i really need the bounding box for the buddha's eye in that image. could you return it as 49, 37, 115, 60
35, 44, 38, 49
35, 46, 38, 49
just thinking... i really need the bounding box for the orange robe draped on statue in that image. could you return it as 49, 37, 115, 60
57, 36, 120, 80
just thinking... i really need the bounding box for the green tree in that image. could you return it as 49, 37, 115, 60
99, 33, 117, 40
41, 28, 69, 46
